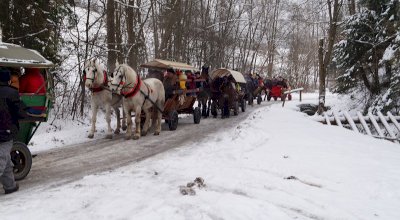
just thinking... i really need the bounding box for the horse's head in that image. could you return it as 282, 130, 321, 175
109, 61, 126, 94
84, 58, 102, 88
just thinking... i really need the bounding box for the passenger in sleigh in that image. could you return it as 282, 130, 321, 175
276, 76, 288, 89
163, 68, 177, 100
185, 70, 196, 96
19, 68, 47, 117
19, 68, 46, 94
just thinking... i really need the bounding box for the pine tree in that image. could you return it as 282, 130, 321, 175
0, 0, 68, 64
334, 0, 400, 113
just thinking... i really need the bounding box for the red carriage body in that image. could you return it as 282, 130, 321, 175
267, 85, 292, 101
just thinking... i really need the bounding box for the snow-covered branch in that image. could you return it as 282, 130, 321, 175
6, 28, 48, 41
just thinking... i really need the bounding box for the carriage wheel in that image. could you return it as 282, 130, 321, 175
11, 142, 32, 181
168, 110, 179, 130
233, 101, 239, 116
211, 101, 218, 117
193, 107, 201, 124
257, 96, 262, 105
240, 99, 246, 112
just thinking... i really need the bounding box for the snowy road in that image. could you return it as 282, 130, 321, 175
19, 102, 271, 191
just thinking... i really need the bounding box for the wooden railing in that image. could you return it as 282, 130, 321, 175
318, 111, 400, 142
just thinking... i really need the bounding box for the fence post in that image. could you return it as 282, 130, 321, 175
299, 90, 302, 102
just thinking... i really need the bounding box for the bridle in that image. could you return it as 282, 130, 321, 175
111, 66, 142, 98
110, 65, 125, 92
83, 65, 97, 82
84, 64, 108, 93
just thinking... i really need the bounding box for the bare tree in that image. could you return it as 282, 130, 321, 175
107, 0, 117, 71
318, 0, 342, 114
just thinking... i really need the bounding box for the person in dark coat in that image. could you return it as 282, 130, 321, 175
0, 68, 26, 194
163, 68, 177, 100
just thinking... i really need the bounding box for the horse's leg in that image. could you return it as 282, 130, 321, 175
207, 97, 211, 117
88, 103, 98, 138
125, 106, 133, 140
121, 106, 127, 131
104, 103, 113, 139
198, 97, 202, 109
133, 106, 142, 140
154, 102, 162, 135
141, 108, 151, 136
202, 98, 208, 117
113, 106, 121, 134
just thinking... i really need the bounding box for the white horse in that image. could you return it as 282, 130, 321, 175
84, 58, 126, 139
109, 63, 165, 140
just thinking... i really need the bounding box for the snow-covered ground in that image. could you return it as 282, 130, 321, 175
1, 92, 400, 220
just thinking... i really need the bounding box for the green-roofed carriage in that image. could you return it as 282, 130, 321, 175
0, 43, 54, 180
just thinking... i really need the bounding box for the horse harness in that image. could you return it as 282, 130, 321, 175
84, 68, 108, 93
121, 73, 142, 98
112, 69, 163, 113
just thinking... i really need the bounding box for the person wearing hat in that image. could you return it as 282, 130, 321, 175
0, 67, 26, 194
163, 68, 177, 99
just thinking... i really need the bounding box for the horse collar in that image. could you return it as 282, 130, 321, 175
90, 70, 108, 93
122, 74, 141, 98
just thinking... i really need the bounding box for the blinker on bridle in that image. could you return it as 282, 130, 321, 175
84, 67, 98, 82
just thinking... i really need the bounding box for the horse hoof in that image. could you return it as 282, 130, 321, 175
133, 135, 140, 140
141, 132, 147, 136
125, 135, 131, 140
114, 129, 120, 134
88, 134, 94, 139
105, 134, 113, 139
154, 132, 160, 136
122, 125, 127, 131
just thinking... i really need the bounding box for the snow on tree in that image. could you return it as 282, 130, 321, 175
333, 0, 400, 113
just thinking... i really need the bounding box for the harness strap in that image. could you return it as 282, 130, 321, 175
141, 82, 151, 106
139, 82, 164, 113
89, 70, 108, 93
122, 73, 141, 98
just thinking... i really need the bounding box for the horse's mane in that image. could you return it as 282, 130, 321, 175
119, 64, 137, 84
200, 65, 210, 80
85, 58, 105, 74
94, 59, 105, 74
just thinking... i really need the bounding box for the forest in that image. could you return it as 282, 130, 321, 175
0, 0, 399, 118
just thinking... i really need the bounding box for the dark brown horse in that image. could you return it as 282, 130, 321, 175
197, 66, 211, 117
210, 75, 239, 118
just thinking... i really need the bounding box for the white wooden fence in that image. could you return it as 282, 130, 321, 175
320, 111, 400, 142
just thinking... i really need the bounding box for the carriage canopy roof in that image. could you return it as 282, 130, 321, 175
0, 42, 54, 68
140, 59, 197, 71
210, 68, 246, 83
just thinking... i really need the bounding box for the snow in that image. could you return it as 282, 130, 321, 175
1, 93, 400, 219
382, 44, 396, 61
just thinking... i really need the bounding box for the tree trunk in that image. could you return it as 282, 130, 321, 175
107, 0, 116, 71
318, 39, 326, 114
318, 0, 342, 115
115, 3, 123, 63
348, 0, 356, 15
126, 0, 135, 66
